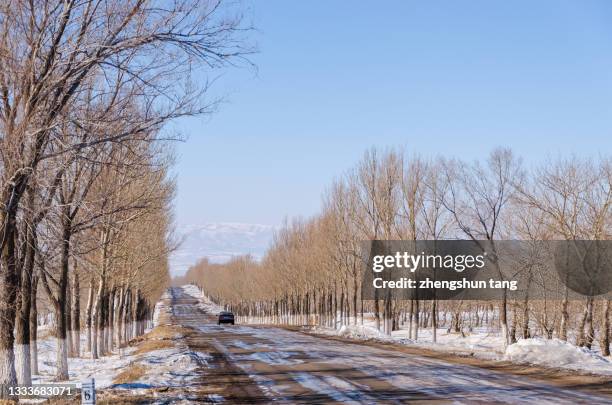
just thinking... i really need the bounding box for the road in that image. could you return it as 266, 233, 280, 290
165, 286, 612, 404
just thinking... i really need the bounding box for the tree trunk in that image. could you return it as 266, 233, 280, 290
353, 280, 358, 326
54, 303, 69, 380
85, 277, 94, 353
500, 288, 509, 348
0, 224, 18, 399
15, 223, 36, 386
108, 288, 115, 351
509, 301, 517, 344
65, 278, 73, 357
91, 275, 104, 359
30, 273, 39, 375
432, 299, 438, 343
600, 300, 610, 357
577, 298, 589, 347
560, 288, 569, 341
412, 299, 420, 341
584, 297, 595, 349
52, 223, 71, 380
71, 271, 80, 357
522, 291, 530, 339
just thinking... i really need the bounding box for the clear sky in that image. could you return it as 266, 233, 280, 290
171, 0, 612, 227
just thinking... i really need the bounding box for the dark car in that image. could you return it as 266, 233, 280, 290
218, 311, 235, 325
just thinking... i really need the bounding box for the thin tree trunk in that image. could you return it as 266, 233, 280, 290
560, 288, 569, 342
65, 278, 73, 357
91, 275, 104, 359
584, 297, 595, 349
600, 300, 610, 357
30, 273, 39, 375
72, 271, 80, 357
85, 277, 94, 353
432, 299, 438, 343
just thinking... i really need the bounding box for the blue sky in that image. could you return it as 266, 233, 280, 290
171, 0, 612, 227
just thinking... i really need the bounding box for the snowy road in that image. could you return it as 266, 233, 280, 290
168, 286, 612, 404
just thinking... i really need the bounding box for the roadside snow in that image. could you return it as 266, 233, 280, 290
504, 338, 612, 375
34, 333, 136, 389
153, 289, 173, 326
181, 283, 226, 315
310, 321, 612, 375
115, 345, 211, 389
313, 323, 503, 360
34, 286, 211, 391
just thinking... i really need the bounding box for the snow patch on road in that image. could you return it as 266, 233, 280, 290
504, 338, 612, 375
229, 340, 271, 351
239, 350, 303, 366
291, 372, 376, 405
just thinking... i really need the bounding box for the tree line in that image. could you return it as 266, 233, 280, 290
0, 0, 250, 398
181, 147, 611, 356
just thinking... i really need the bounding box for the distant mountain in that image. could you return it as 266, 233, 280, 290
169, 222, 277, 276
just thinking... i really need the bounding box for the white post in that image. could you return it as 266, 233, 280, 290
81, 378, 96, 404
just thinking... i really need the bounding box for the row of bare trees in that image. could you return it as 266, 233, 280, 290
0, 0, 251, 398
182, 147, 611, 356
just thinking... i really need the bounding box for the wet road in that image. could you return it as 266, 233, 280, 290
166, 286, 612, 404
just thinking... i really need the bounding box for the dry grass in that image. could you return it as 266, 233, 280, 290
134, 339, 174, 354
112, 363, 148, 385
44, 397, 80, 404
144, 325, 182, 340
129, 324, 193, 355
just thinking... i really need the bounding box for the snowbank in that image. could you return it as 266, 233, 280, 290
312, 322, 502, 360
114, 345, 211, 390
504, 338, 612, 375
316, 324, 396, 342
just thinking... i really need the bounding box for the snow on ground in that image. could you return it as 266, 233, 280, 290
153, 289, 173, 327
504, 338, 612, 375
182, 283, 226, 315
312, 320, 504, 360
114, 345, 211, 390
309, 319, 612, 375
34, 331, 136, 389
33, 287, 210, 392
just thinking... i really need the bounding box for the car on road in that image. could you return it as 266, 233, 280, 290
218, 311, 235, 325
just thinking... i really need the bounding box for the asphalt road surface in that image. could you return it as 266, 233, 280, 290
166, 286, 612, 404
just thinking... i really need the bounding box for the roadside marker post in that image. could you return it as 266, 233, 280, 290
81, 378, 96, 404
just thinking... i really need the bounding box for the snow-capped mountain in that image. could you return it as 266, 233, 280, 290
169, 222, 278, 276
